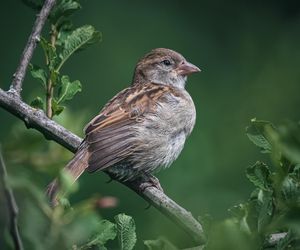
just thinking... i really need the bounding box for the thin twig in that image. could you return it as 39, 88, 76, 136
9, 0, 56, 96
0, 147, 24, 250
0, 89, 80, 152
46, 24, 58, 118
0, 88, 206, 244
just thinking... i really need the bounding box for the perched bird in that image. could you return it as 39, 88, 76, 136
46, 48, 201, 203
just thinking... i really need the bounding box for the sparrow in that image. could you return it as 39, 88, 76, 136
46, 48, 201, 203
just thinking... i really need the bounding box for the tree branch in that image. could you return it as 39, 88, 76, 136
0, 89, 289, 246
9, 0, 56, 96
0, 0, 287, 247
0, 88, 206, 244
2, 0, 207, 244
0, 147, 24, 250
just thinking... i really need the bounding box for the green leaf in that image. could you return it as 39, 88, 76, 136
52, 99, 65, 116
57, 75, 82, 103
29, 64, 47, 89
246, 162, 272, 191
85, 220, 117, 247
40, 37, 57, 70
144, 238, 178, 250
56, 20, 73, 46
50, 0, 81, 25
114, 214, 137, 250
281, 175, 300, 202
30, 96, 44, 110
57, 25, 101, 71
246, 118, 274, 153
256, 190, 273, 232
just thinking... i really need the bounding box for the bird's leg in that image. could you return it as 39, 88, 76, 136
139, 173, 164, 192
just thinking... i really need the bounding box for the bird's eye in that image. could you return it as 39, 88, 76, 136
162, 60, 171, 66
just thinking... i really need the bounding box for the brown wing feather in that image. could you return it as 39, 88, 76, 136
84, 83, 170, 173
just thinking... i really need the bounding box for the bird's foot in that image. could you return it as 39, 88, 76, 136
139, 174, 164, 192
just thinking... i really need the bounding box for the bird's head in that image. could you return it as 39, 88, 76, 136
133, 48, 201, 88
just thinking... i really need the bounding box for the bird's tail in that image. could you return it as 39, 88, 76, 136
45, 142, 89, 206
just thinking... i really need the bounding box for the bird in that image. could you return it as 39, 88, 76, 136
46, 48, 201, 204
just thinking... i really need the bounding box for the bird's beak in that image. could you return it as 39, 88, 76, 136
176, 61, 201, 76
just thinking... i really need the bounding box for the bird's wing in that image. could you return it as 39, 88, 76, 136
84, 83, 173, 173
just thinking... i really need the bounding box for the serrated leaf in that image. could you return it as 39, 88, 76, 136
246, 119, 274, 153
29, 64, 47, 89
85, 220, 117, 247
246, 162, 272, 191
30, 96, 44, 110
52, 99, 65, 116
115, 214, 137, 250
57, 75, 82, 103
144, 237, 178, 250
56, 20, 73, 46
57, 25, 101, 71
50, 0, 81, 25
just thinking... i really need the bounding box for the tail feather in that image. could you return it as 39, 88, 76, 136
46, 143, 89, 206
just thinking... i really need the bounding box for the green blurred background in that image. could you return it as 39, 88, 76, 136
1, 0, 300, 248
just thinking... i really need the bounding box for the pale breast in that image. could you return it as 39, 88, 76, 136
130, 89, 196, 174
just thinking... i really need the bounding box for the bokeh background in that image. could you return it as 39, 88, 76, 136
1, 0, 300, 248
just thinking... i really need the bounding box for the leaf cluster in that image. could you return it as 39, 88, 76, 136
28, 0, 101, 117
203, 119, 300, 249
3, 162, 138, 250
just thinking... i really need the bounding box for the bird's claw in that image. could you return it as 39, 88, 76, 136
139, 174, 164, 192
